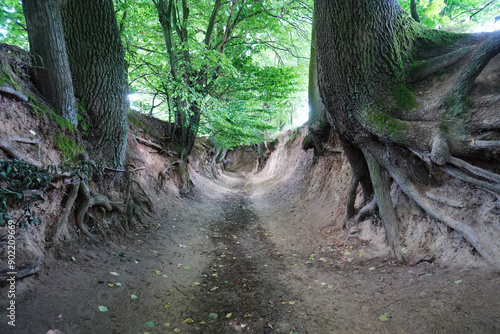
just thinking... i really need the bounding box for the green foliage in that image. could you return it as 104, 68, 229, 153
398, 0, 500, 31
391, 84, 418, 111
0, 157, 103, 227
0, 0, 28, 48
60, 159, 104, 182
202, 60, 306, 148
0, 159, 54, 227
122, 0, 311, 152
54, 133, 84, 161
1, 0, 312, 153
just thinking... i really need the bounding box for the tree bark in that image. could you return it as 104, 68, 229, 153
22, 0, 77, 126
410, 0, 420, 23
61, 0, 129, 167
304, 14, 331, 158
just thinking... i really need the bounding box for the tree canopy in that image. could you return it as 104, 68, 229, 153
1, 0, 311, 154
398, 0, 500, 31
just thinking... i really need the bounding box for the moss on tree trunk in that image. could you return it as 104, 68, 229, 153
313, 0, 500, 267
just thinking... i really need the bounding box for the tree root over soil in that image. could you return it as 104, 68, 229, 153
51, 176, 126, 242
314, 8, 500, 268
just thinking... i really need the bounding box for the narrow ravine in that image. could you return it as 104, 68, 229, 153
179, 172, 305, 333
3, 163, 500, 334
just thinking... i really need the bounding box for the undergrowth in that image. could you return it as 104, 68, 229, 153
0, 159, 54, 227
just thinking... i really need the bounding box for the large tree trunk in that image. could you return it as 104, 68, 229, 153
302, 14, 331, 160
22, 0, 77, 126
61, 0, 129, 167
314, 0, 500, 267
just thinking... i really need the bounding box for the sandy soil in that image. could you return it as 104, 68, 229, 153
1, 147, 500, 333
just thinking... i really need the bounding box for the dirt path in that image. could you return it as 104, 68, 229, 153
2, 169, 500, 333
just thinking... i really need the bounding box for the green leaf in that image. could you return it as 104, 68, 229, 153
454, 280, 462, 284
145, 321, 155, 327
98, 305, 109, 312
209, 313, 218, 319
378, 314, 389, 322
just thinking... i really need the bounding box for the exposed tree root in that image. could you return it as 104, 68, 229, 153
0, 85, 28, 101
355, 197, 377, 222
9, 137, 41, 145
132, 179, 154, 212
365, 152, 407, 264
131, 167, 146, 173
132, 134, 176, 156
76, 181, 97, 242
341, 174, 361, 229
211, 146, 223, 177
425, 191, 464, 208
471, 140, 500, 149
124, 170, 133, 229
0, 257, 43, 280
159, 160, 183, 182
370, 142, 500, 268
53, 178, 81, 242
448, 156, 500, 184
124, 168, 154, 227
74, 179, 123, 242
314, 3, 500, 268
341, 141, 373, 229
441, 165, 500, 193
0, 140, 40, 166
408, 45, 474, 83
447, 31, 500, 106
133, 134, 164, 151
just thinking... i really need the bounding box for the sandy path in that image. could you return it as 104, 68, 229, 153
1, 169, 500, 334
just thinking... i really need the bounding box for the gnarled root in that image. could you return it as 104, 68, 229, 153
0, 257, 43, 280
76, 181, 97, 242
373, 143, 500, 268
341, 140, 373, 229
365, 152, 407, 264
124, 169, 154, 228
75, 180, 123, 242
159, 160, 183, 185
355, 197, 377, 223
445, 30, 500, 115
0, 141, 40, 166
52, 178, 81, 242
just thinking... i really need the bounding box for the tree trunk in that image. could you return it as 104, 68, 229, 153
315, 0, 500, 267
303, 13, 331, 159
22, 0, 77, 126
410, 0, 420, 23
61, 0, 129, 167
